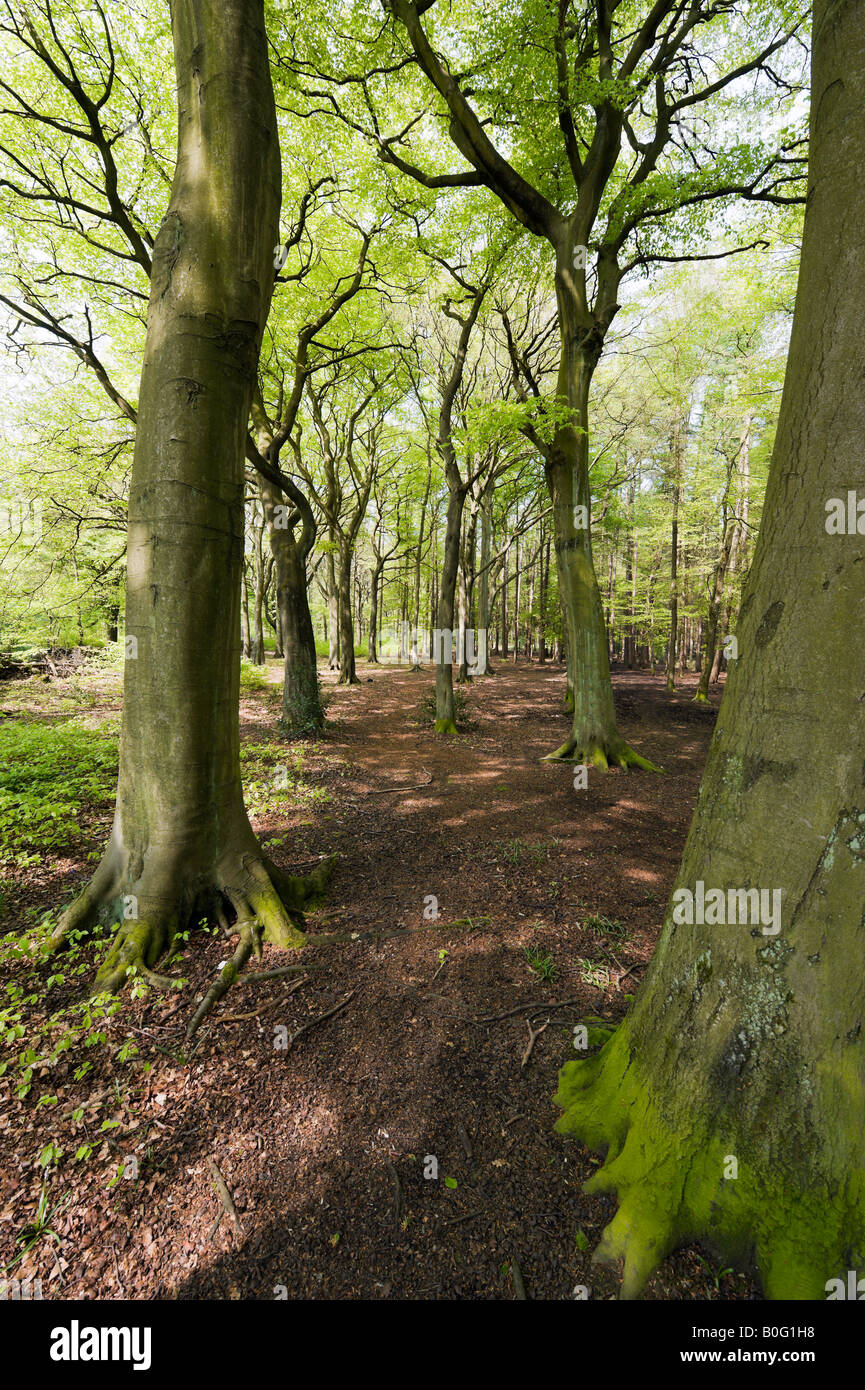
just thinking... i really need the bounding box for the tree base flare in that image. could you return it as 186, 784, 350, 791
542, 736, 663, 772
49, 844, 337, 996
435, 717, 459, 735
555, 1028, 865, 1300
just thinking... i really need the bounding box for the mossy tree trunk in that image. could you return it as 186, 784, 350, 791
544, 240, 659, 770
50, 0, 323, 986
556, 0, 865, 1297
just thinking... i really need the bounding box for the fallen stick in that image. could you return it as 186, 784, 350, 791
521, 1016, 549, 1068
474, 997, 582, 1024
286, 990, 355, 1050
208, 1160, 244, 1237
365, 770, 433, 794
511, 1260, 528, 1301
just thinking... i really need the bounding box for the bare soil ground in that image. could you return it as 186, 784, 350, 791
0, 658, 759, 1301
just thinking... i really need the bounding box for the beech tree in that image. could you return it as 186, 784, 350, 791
48, 0, 330, 988
297, 0, 808, 765
556, 0, 865, 1298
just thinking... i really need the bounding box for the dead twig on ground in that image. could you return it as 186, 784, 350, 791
511, 1260, 528, 1300
474, 997, 581, 1024
285, 990, 355, 1050
208, 1160, 244, 1237
365, 769, 433, 794
521, 1017, 549, 1068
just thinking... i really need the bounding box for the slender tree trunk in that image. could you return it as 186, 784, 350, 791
544, 260, 657, 768
240, 562, 252, 658
368, 558, 383, 663
665, 426, 682, 692
50, 0, 330, 984
475, 487, 493, 675
258, 477, 323, 735
325, 538, 339, 670
435, 486, 465, 732
556, 0, 865, 1296
336, 538, 358, 684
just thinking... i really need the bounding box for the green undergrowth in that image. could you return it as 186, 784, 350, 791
240, 742, 329, 818
0, 720, 119, 869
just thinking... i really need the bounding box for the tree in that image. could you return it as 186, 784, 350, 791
555, 0, 865, 1298
49, 0, 329, 989
361, 0, 806, 766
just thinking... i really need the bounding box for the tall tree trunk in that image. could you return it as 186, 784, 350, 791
475, 486, 493, 675
258, 477, 323, 736
435, 486, 465, 732
665, 425, 682, 692
544, 258, 657, 769
556, 0, 865, 1297
240, 562, 252, 658
50, 0, 330, 984
326, 539, 339, 670
336, 539, 358, 684
368, 558, 383, 663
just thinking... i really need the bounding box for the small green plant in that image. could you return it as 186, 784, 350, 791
417, 687, 470, 726
523, 946, 558, 982
3, 1181, 70, 1274
578, 958, 610, 989
584, 913, 628, 940
695, 1253, 735, 1291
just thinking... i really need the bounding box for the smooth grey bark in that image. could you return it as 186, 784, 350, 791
557, 0, 865, 1298
51, 0, 320, 984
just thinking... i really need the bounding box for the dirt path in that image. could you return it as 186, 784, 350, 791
1, 660, 758, 1301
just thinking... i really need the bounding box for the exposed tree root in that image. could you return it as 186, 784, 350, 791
543, 736, 663, 772
48, 844, 338, 1002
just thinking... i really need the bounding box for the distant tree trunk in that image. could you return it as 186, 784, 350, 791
51, 0, 329, 984
368, 558, 383, 663
241, 563, 252, 658
474, 487, 493, 675
326, 541, 339, 670
337, 540, 358, 684
556, 0, 865, 1296
665, 426, 683, 692
537, 522, 548, 663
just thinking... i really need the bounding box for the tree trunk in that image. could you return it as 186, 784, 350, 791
544, 256, 657, 769
336, 539, 359, 684
258, 477, 324, 736
556, 0, 865, 1297
50, 0, 326, 985
326, 541, 339, 670
368, 558, 383, 663
475, 488, 493, 675
435, 485, 465, 732
665, 425, 682, 692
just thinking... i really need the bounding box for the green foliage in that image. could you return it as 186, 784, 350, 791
523, 946, 558, 982
0, 720, 118, 867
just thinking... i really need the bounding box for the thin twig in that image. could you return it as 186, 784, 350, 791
521, 1017, 549, 1068
286, 990, 355, 1050
474, 997, 581, 1024
208, 1160, 244, 1237
365, 769, 432, 794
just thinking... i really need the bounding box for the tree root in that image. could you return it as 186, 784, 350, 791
543, 736, 663, 772
49, 846, 339, 1005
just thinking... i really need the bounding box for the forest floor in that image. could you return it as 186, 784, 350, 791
0, 656, 760, 1301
